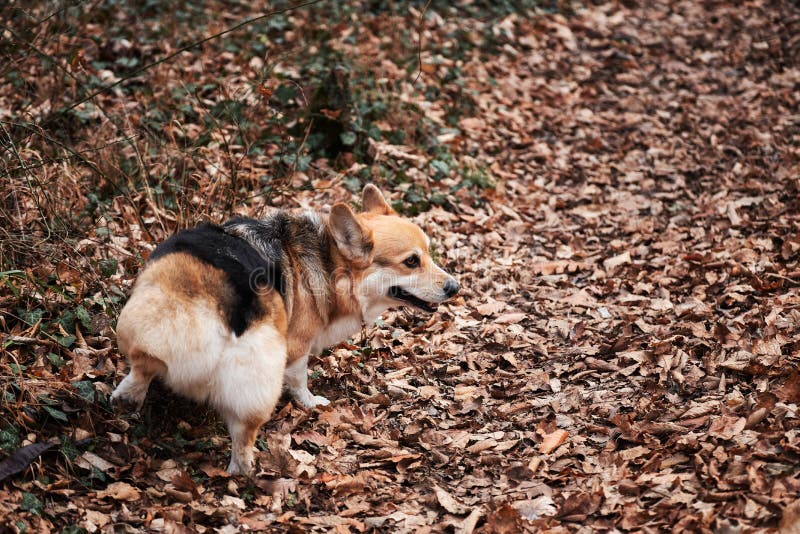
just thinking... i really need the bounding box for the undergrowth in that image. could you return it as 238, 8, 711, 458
0, 0, 555, 469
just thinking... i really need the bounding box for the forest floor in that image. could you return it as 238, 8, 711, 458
2, 0, 800, 532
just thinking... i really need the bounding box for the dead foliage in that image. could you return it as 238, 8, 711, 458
2, 0, 800, 532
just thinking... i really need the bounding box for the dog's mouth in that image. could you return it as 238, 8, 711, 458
388, 286, 439, 312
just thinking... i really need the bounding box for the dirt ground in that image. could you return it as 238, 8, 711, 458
2, 0, 800, 532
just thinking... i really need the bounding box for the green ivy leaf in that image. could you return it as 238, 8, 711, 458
54, 334, 76, 348
46, 352, 65, 369
0, 426, 20, 451
98, 259, 117, 277
430, 159, 450, 177
43, 405, 68, 423
340, 131, 357, 146
71, 381, 95, 402
274, 84, 296, 104
75, 306, 92, 330
59, 435, 80, 461
115, 56, 139, 68
17, 308, 44, 327
343, 176, 361, 194
20, 492, 42, 515
58, 309, 76, 333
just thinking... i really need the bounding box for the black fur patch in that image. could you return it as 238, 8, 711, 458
148, 223, 285, 336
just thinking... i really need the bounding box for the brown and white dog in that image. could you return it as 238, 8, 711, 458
111, 185, 459, 474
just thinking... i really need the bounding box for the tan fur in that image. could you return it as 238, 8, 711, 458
112, 185, 458, 475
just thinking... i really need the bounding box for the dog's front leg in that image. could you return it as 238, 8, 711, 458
284, 354, 330, 409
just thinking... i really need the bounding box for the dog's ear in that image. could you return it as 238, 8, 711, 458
362, 184, 393, 215
330, 203, 374, 266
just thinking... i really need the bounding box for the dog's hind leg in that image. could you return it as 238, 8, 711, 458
213, 323, 286, 475
225, 415, 265, 475
111, 351, 166, 411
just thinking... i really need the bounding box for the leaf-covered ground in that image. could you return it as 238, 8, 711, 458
2, 0, 800, 532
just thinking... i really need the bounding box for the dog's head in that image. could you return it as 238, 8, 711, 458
329, 185, 459, 316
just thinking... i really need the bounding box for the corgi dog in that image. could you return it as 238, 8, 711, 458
111, 185, 459, 474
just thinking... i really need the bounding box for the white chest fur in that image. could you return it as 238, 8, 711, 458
310, 316, 363, 355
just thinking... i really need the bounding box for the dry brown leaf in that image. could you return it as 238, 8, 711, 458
74, 452, 115, 473
619, 445, 650, 461
419, 385, 439, 400
532, 260, 588, 275
96, 482, 141, 502
603, 251, 631, 271
221, 495, 246, 510
467, 438, 498, 454
324, 473, 367, 496
779, 501, 800, 534
476, 299, 506, 316
539, 429, 569, 454
776, 372, 800, 403
156, 467, 182, 482
483, 503, 523, 534
494, 312, 526, 324
459, 507, 483, 534
433, 485, 469, 515
708, 415, 747, 440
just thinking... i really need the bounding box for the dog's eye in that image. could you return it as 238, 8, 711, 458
403, 254, 420, 269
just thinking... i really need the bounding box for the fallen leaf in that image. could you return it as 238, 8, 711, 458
156, 467, 182, 482
483, 503, 523, 534
603, 251, 631, 271
494, 312, 526, 325
776, 372, 800, 403
75, 451, 115, 473
708, 415, 747, 440
558, 491, 603, 521
539, 429, 568, 454
0, 442, 56, 482
221, 495, 246, 510
434, 485, 469, 515
513, 496, 557, 520
477, 299, 506, 316
97, 482, 141, 502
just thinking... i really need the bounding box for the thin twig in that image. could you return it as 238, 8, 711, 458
764, 272, 800, 286
412, 0, 434, 85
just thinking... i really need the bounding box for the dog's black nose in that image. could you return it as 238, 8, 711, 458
443, 279, 460, 298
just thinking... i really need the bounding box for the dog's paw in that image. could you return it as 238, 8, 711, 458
109, 390, 144, 413
227, 457, 254, 476
291, 388, 331, 409
305, 395, 331, 408
110, 375, 149, 412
